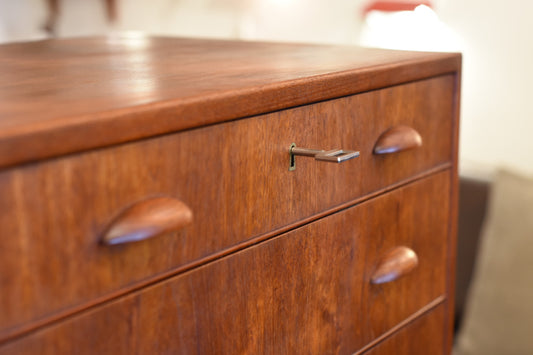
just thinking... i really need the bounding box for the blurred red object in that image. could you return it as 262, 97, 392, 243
362, 0, 433, 17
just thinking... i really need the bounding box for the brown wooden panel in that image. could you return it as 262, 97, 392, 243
0, 171, 450, 354
316, 74, 454, 209
0, 77, 453, 340
362, 305, 446, 355
0, 37, 460, 168
362, 173, 449, 340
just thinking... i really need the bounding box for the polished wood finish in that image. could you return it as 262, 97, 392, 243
0, 37, 460, 169
370, 246, 419, 284
0, 173, 450, 354
101, 196, 193, 245
354, 296, 445, 355
0, 76, 454, 339
364, 172, 450, 344
361, 305, 446, 355
0, 37, 461, 353
373, 125, 423, 155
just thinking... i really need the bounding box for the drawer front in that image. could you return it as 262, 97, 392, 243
361, 305, 446, 355
0, 172, 450, 354
0, 75, 454, 336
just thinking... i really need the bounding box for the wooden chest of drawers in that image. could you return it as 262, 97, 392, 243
0, 37, 461, 354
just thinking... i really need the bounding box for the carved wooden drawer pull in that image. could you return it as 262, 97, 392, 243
373, 126, 422, 155
101, 197, 193, 245
370, 246, 419, 284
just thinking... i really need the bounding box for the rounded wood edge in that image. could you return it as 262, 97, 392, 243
0, 62, 459, 171
373, 125, 423, 155
101, 196, 193, 245
370, 246, 419, 284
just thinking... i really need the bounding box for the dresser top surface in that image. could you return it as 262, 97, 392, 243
0, 36, 460, 168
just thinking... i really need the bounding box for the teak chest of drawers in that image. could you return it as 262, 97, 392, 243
0, 37, 461, 354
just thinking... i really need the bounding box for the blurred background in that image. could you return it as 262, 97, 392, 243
1, 1, 533, 353
1, 0, 533, 179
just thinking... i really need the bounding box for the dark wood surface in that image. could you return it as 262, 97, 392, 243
0, 172, 450, 354
0, 76, 454, 340
362, 305, 446, 355
0, 37, 461, 169
0, 38, 461, 352
363, 172, 450, 344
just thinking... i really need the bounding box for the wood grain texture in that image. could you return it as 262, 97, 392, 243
0, 172, 450, 354
101, 196, 193, 245
373, 126, 423, 154
363, 171, 450, 343
370, 246, 419, 284
0, 76, 454, 340
0, 36, 461, 168
354, 296, 445, 355
361, 305, 446, 355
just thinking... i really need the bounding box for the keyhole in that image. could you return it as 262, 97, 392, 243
289, 143, 296, 171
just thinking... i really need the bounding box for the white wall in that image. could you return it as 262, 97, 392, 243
437, 0, 533, 177
1, 0, 532, 178
0, 0, 47, 42
0, 0, 362, 43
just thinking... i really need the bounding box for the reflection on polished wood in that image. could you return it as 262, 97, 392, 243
0, 37, 461, 354
0, 76, 455, 341
0, 37, 459, 168
371, 246, 419, 284
101, 197, 193, 245
373, 126, 423, 155
0, 173, 450, 354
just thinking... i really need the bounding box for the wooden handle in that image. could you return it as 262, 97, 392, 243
373, 126, 422, 155
101, 197, 193, 245
370, 246, 419, 284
